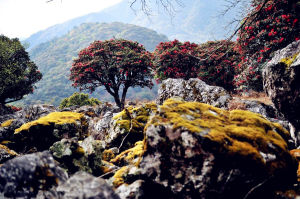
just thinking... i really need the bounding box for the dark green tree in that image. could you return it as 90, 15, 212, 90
0, 35, 42, 105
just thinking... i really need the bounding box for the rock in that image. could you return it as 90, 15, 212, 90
50, 137, 102, 176
0, 144, 18, 163
116, 179, 174, 199
38, 171, 120, 199
156, 78, 232, 109
0, 118, 25, 142
228, 98, 294, 148
0, 151, 67, 198
101, 103, 157, 152
263, 40, 300, 145
13, 112, 88, 152
134, 99, 297, 199
90, 111, 115, 140
16, 104, 57, 122
0, 104, 13, 117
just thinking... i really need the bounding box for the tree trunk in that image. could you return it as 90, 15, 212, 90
120, 86, 129, 110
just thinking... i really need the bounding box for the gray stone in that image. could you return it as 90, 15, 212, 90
156, 78, 232, 109
263, 40, 300, 145
0, 151, 68, 198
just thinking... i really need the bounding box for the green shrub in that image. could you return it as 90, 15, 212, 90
59, 92, 101, 109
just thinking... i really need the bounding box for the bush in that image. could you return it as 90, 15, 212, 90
59, 92, 101, 109
234, 0, 300, 91
152, 40, 199, 82
197, 40, 241, 91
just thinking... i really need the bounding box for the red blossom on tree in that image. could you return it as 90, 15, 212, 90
197, 40, 241, 91
234, 0, 300, 91
152, 40, 199, 81
70, 39, 153, 110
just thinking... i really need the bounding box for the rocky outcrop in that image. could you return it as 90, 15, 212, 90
13, 111, 88, 152
0, 151, 67, 198
99, 103, 157, 152
37, 171, 120, 199
0, 144, 18, 163
263, 40, 300, 145
50, 137, 102, 175
126, 99, 296, 199
156, 78, 232, 109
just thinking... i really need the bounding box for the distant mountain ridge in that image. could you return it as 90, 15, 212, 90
21, 22, 167, 106
24, 0, 236, 50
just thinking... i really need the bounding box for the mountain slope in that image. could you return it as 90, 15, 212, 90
21, 22, 167, 106
25, 0, 236, 49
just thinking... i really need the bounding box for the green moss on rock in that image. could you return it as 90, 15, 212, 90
147, 98, 292, 168
280, 52, 299, 68
0, 119, 14, 128
15, 112, 84, 134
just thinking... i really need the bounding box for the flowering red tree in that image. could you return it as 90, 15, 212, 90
234, 0, 300, 91
70, 39, 153, 110
152, 40, 199, 82
197, 40, 241, 91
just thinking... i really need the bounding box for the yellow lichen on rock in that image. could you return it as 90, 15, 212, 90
112, 166, 129, 187
111, 141, 145, 166
280, 52, 299, 68
147, 99, 291, 167
290, 149, 300, 182
102, 149, 115, 161
0, 144, 18, 156
113, 103, 157, 133
14, 112, 84, 134
0, 119, 14, 128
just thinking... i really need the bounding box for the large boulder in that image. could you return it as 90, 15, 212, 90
263, 40, 300, 145
0, 151, 68, 198
156, 78, 232, 109
13, 111, 88, 152
115, 99, 297, 199
37, 171, 120, 199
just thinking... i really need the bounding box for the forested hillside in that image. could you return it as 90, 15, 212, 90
20, 22, 167, 106
24, 0, 235, 49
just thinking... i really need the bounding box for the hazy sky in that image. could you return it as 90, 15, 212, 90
0, 0, 122, 39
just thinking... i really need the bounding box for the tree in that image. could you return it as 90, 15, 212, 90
0, 35, 42, 105
152, 39, 199, 82
59, 92, 101, 109
197, 40, 241, 91
70, 39, 153, 110
234, 0, 300, 91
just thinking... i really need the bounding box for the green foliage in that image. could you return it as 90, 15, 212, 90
70, 39, 153, 110
0, 35, 42, 104
59, 92, 101, 109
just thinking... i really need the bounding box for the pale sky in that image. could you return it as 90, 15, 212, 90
0, 0, 122, 39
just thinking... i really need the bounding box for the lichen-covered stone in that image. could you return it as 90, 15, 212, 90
0, 144, 18, 163
13, 112, 88, 152
101, 103, 157, 152
263, 40, 300, 146
156, 78, 232, 109
37, 171, 120, 199
0, 151, 67, 198
50, 137, 103, 176
136, 99, 297, 198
